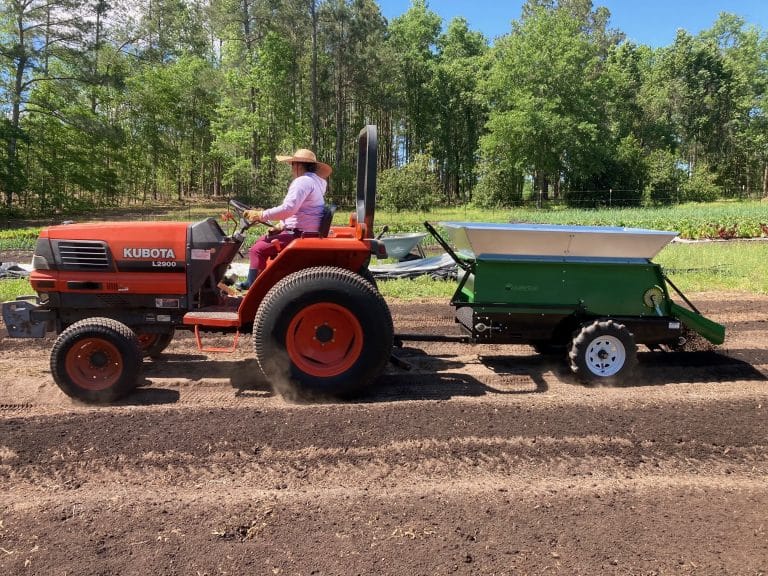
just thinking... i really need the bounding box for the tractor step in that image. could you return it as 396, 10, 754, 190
183, 307, 240, 353
183, 308, 240, 328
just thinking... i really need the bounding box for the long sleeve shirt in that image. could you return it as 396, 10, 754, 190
262, 173, 327, 232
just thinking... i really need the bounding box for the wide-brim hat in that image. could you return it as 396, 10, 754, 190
276, 148, 332, 179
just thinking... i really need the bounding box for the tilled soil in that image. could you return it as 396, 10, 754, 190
1, 292, 767, 575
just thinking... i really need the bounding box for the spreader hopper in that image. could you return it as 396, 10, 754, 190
441, 222, 678, 260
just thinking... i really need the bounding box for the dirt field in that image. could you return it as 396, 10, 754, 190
1, 290, 767, 575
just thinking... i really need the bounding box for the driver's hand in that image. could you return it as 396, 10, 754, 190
268, 222, 285, 234
243, 209, 262, 223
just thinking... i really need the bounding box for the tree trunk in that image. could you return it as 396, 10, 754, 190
309, 0, 319, 150
43, 6, 51, 75
334, 29, 346, 184
175, 162, 183, 201
6, 46, 26, 208
151, 147, 158, 201
91, 4, 103, 114
241, 0, 260, 174
213, 159, 222, 198
250, 88, 260, 173
535, 170, 549, 201
763, 162, 768, 199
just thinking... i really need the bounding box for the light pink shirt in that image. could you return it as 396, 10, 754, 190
262, 173, 327, 232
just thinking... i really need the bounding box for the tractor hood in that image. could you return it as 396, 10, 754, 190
32, 221, 190, 273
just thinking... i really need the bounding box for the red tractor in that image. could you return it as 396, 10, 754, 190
3, 126, 393, 403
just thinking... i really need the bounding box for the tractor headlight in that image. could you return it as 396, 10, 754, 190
32, 255, 50, 270
32, 237, 55, 270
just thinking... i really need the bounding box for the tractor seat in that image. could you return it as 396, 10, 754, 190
301, 204, 337, 238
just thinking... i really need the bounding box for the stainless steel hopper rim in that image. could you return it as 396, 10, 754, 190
438, 221, 679, 260
439, 221, 679, 237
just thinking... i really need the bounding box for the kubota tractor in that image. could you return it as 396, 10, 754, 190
3, 126, 393, 403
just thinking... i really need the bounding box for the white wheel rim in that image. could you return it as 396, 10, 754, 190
585, 335, 626, 377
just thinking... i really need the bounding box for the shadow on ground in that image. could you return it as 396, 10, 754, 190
116, 345, 764, 407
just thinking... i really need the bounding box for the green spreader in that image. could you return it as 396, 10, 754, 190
415, 221, 725, 384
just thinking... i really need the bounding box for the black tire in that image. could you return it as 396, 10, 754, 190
357, 266, 379, 291
569, 320, 637, 384
136, 329, 175, 358
253, 266, 393, 400
50, 318, 142, 403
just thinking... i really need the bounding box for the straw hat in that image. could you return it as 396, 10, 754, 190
276, 148, 332, 179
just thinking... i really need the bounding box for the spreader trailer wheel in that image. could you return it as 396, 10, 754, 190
569, 320, 637, 384
254, 266, 393, 399
50, 317, 143, 403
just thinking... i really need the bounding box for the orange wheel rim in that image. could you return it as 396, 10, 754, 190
137, 333, 158, 351
285, 303, 364, 378
64, 338, 124, 391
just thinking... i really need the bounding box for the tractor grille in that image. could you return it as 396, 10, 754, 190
55, 240, 111, 270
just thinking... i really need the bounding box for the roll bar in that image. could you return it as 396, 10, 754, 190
356, 125, 377, 238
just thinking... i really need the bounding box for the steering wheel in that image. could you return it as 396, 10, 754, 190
228, 199, 273, 232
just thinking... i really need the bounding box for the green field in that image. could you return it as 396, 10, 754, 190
3, 199, 768, 249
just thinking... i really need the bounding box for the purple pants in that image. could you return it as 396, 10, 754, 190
248, 231, 298, 270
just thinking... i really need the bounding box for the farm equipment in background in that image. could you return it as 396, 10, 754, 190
378, 231, 427, 261
2, 124, 725, 403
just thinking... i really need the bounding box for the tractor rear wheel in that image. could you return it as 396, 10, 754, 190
254, 266, 393, 399
136, 329, 175, 358
357, 266, 379, 291
569, 320, 637, 385
50, 317, 142, 403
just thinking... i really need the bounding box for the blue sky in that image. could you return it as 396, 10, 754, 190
377, 1, 768, 47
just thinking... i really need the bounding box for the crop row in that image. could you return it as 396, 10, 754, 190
2, 201, 768, 251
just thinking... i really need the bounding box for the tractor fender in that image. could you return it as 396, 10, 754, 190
237, 237, 373, 323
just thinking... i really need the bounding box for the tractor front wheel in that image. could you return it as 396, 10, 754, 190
569, 320, 637, 385
254, 266, 393, 399
50, 318, 142, 403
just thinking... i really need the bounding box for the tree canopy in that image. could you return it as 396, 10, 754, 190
0, 0, 766, 216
